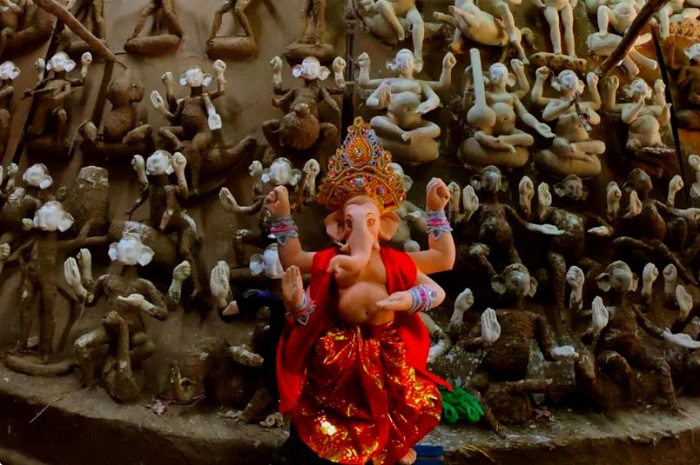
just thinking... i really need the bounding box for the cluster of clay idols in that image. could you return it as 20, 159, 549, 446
0, 0, 700, 436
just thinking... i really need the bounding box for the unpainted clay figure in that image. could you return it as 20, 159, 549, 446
531, 67, 605, 179
269, 118, 454, 465
532, 0, 577, 57
464, 165, 563, 275
433, 0, 532, 63
264, 56, 344, 163
577, 261, 700, 411
390, 163, 431, 253
0, 60, 18, 157
58, 0, 105, 57
459, 264, 578, 424
460, 50, 554, 169
688, 154, 700, 201
602, 76, 676, 179
64, 234, 170, 403
284, 0, 336, 65
4, 200, 102, 375
79, 68, 152, 159
354, 0, 428, 72
613, 168, 699, 285
207, 0, 258, 60
0, 0, 54, 59
676, 44, 700, 129
357, 49, 456, 164
125, 0, 184, 56
587, 0, 657, 76
656, 0, 700, 40
23, 51, 92, 156
536, 176, 614, 331
151, 60, 227, 195
128, 150, 202, 299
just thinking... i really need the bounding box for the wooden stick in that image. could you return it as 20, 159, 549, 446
32, 0, 117, 62
595, 0, 671, 76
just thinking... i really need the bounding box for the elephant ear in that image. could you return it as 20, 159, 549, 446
596, 272, 612, 292
39, 175, 54, 190
491, 274, 507, 295
179, 72, 189, 86
527, 276, 538, 297
9, 64, 19, 80
292, 65, 303, 78
108, 242, 119, 261
138, 244, 155, 266
203, 74, 213, 87
58, 211, 75, 232
289, 169, 302, 187
261, 168, 271, 184
64, 59, 77, 73
553, 182, 566, 198
630, 272, 639, 292
249, 253, 265, 276
378, 211, 400, 240
318, 66, 331, 81
470, 174, 483, 191
324, 211, 346, 242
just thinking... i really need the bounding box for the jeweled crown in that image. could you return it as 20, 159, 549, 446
317, 117, 405, 212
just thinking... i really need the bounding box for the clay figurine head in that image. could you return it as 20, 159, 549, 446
553, 175, 588, 200
552, 70, 584, 94
22, 163, 53, 189
108, 232, 155, 267
626, 78, 652, 100
262, 158, 301, 186
471, 165, 506, 193
46, 52, 76, 73
685, 44, 700, 63
249, 243, 284, 279
179, 66, 212, 88
596, 260, 638, 293
146, 150, 175, 176
390, 162, 413, 192
32, 201, 74, 232
488, 63, 515, 89
0, 61, 19, 81
491, 263, 538, 299
387, 49, 415, 74
623, 168, 652, 194
292, 57, 330, 81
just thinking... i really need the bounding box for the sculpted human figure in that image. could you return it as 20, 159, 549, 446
207, 0, 259, 60
126, 0, 183, 55
268, 118, 454, 465
264, 56, 344, 162
23, 51, 92, 155
656, 0, 700, 40
460, 51, 554, 169
532, 0, 576, 57
64, 234, 170, 403
357, 49, 456, 164
602, 76, 676, 179
0, 0, 54, 59
531, 67, 605, 178
0, 60, 17, 157
127, 150, 202, 298
578, 262, 700, 411
151, 60, 226, 195
676, 44, 700, 129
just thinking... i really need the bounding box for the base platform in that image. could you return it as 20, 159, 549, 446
1, 363, 699, 465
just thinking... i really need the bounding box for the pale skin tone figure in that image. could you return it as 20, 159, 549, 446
131, 0, 184, 39
531, 0, 577, 57
364, 0, 426, 72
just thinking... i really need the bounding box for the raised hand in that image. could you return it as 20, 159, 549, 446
150, 90, 167, 112
462, 185, 479, 221
169, 261, 192, 302
676, 285, 694, 322
265, 185, 292, 217
480, 308, 501, 345
591, 296, 609, 336
282, 265, 304, 310
210, 261, 231, 310
117, 293, 152, 310
0, 243, 9, 261
668, 175, 684, 206
426, 178, 450, 211
538, 182, 552, 209
64, 257, 82, 289
213, 59, 227, 80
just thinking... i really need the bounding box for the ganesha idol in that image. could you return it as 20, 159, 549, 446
265, 118, 456, 465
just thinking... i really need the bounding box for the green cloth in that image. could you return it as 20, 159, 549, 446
439, 386, 484, 425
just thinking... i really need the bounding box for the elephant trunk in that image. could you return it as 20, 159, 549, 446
329, 226, 375, 277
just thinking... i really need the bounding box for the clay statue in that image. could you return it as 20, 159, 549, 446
151, 60, 227, 195
125, 0, 184, 56
689, 154, 700, 201
656, 0, 700, 40
613, 168, 699, 285
23, 51, 92, 157
463, 165, 563, 275
460, 49, 554, 169
433, 0, 533, 63
209, 0, 264, 60
577, 261, 700, 411
283, 0, 336, 64
0, 0, 55, 59
268, 117, 454, 465
602, 76, 676, 179
4, 199, 103, 376
64, 234, 170, 403
264, 55, 344, 163
459, 264, 578, 425
354, 0, 428, 72
128, 150, 202, 299
531, 67, 605, 178
518, 175, 535, 219
0, 60, 17, 157
390, 163, 430, 252
532, 0, 577, 57
58, 0, 105, 57
536, 176, 613, 331
676, 44, 700, 129
586, 0, 657, 76
357, 49, 456, 164
79, 68, 152, 159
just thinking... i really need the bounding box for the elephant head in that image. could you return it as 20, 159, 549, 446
0, 61, 19, 81
596, 261, 638, 294
180, 66, 212, 88
249, 243, 284, 279
491, 263, 538, 299
292, 57, 330, 81
31, 201, 74, 232
262, 158, 301, 187
325, 196, 400, 276
46, 52, 76, 73
22, 163, 53, 190
108, 232, 155, 267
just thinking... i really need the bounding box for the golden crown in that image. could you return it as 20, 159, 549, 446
317, 117, 405, 212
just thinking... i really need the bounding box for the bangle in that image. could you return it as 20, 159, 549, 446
407, 284, 438, 314
285, 292, 316, 325
426, 210, 452, 240
268, 215, 299, 246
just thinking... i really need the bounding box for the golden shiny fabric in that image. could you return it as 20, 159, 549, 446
292, 322, 442, 465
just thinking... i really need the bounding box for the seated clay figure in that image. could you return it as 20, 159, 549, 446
656, 0, 700, 40
531, 67, 605, 179
125, 0, 184, 56
64, 234, 171, 403
284, 0, 335, 65
207, 0, 258, 60
0, 60, 18, 157
58, 0, 105, 57
0, 0, 55, 60
460, 49, 554, 169
23, 51, 92, 157
357, 49, 456, 165
602, 76, 677, 179
676, 44, 700, 129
